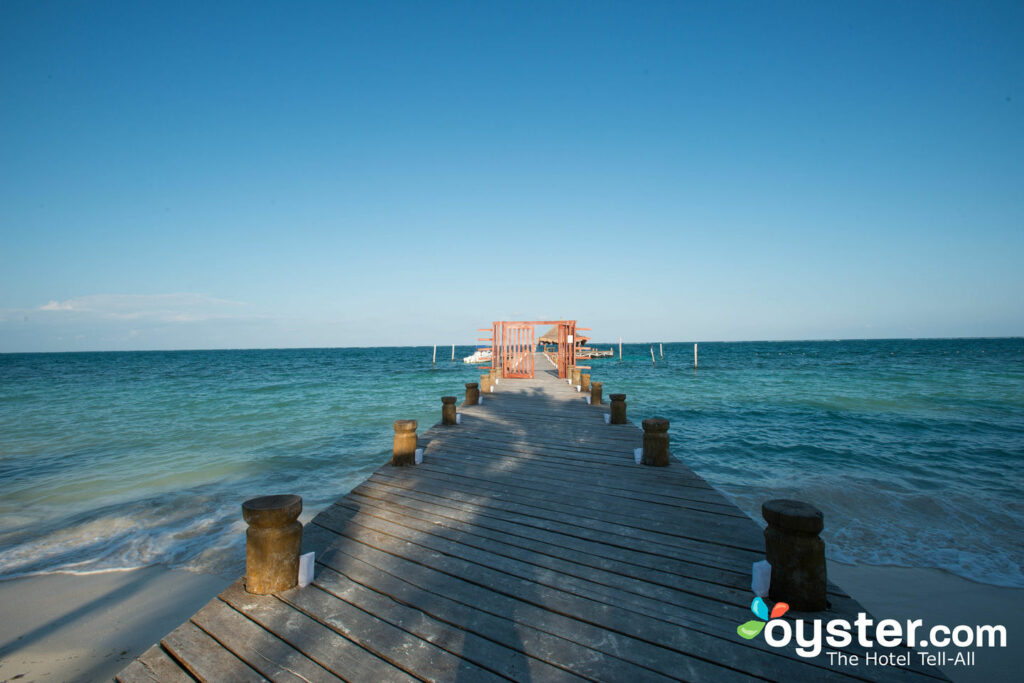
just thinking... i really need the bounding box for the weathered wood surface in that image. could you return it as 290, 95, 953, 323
118, 354, 946, 682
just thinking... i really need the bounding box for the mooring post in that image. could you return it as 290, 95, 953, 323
242, 494, 302, 595
571, 367, 581, 386
441, 396, 457, 425
762, 499, 828, 611
581, 373, 591, 392
609, 393, 627, 424
590, 380, 602, 405
392, 419, 417, 466
480, 373, 491, 393
641, 417, 670, 466
464, 382, 479, 406
489, 368, 498, 388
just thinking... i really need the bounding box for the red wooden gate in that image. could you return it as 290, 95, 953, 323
501, 323, 535, 378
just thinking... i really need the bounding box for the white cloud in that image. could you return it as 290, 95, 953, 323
34, 293, 248, 323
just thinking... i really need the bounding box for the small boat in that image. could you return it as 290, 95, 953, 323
463, 349, 493, 364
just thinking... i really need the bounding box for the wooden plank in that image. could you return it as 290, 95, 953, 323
290, 558, 586, 681
416, 452, 750, 515
190, 599, 342, 683
218, 581, 417, 682
323, 499, 939, 681
311, 533, 706, 682
277, 581, 506, 682
161, 622, 267, 683
311, 509, 865, 682
116, 644, 194, 683
366, 470, 766, 560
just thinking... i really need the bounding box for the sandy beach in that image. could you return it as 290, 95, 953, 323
0, 567, 228, 682
829, 562, 1022, 682
0, 560, 1017, 682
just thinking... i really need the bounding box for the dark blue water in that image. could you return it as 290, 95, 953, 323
1, 339, 1021, 586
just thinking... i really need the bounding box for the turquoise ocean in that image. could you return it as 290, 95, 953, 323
1, 338, 1021, 586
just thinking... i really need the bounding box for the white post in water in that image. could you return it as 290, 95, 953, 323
451, 344, 455, 361
650, 346, 655, 364
694, 343, 698, 369
660, 342, 663, 359
619, 337, 623, 362
432, 345, 437, 365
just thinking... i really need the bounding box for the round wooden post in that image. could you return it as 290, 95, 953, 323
609, 393, 627, 424
641, 417, 670, 466
762, 499, 828, 611
489, 368, 498, 386
242, 494, 302, 595
480, 373, 491, 392
441, 396, 457, 425
590, 381, 602, 405
392, 419, 417, 466
464, 382, 479, 406
581, 373, 591, 392
571, 367, 581, 386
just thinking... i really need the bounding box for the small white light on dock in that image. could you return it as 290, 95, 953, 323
298, 552, 315, 587
414, 448, 424, 465
477, 396, 483, 404
752, 560, 771, 598
603, 413, 610, 424
633, 447, 643, 464
456, 413, 462, 424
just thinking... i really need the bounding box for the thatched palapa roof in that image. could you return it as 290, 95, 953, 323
538, 325, 589, 345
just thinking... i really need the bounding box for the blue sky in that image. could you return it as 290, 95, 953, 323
1, 1, 1021, 351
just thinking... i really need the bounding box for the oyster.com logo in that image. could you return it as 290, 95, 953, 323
737, 597, 789, 640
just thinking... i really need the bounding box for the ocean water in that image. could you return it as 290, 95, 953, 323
0, 339, 1021, 587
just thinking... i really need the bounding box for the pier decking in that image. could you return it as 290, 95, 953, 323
118, 354, 945, 682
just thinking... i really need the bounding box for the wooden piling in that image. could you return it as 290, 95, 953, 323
641, 417, 670, 466
464, 382, 479, 406
609, 393, 627, 424
763, 499, 828, 611
590, 380, 602, 405
441, 396, 457, 426
391, 420, 417, 466
242, 494, 302, 595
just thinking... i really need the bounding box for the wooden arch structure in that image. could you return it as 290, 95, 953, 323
476, 320, 591, 380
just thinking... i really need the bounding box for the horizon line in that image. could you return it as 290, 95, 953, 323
1, 335, 1021, 355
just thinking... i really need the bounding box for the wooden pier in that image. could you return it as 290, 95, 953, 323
118, 354, 945, 682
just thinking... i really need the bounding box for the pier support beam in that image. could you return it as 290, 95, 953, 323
641, 417, 670, 466
242, 494, 302, 595
441, 396, 457, 425
464, 382, 479, 406
762, 499, 828, 611
392, 420, 418, 466
590, 381, 602, 405
609, 393, 627, 424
